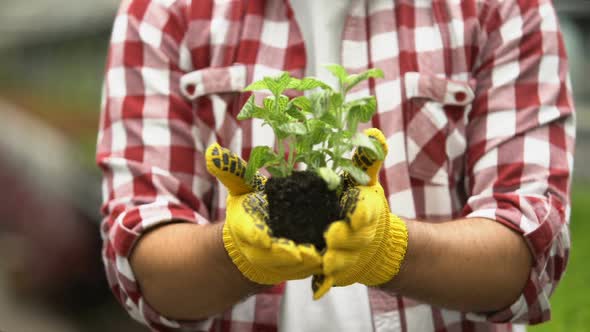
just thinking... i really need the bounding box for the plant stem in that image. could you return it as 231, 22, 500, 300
277, 136, 287, 177
333, 88, 346, 172
287, 137, 295, 172
272, 92, 290, 177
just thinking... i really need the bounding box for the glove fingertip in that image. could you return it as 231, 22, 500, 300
323, 221, 351, 247
363, 128, 388, 155
312, 275, 334, 300
205, 143, 253, 195
358, 128, 387, 186
350, 208, 374, 232
205, 143, 222, 175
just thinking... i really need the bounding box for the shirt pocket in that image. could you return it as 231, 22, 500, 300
402, 72, 474, 185
180, 64, 247, 100
180, 64, 250, 132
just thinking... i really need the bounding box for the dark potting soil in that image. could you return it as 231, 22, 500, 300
265, 171, 340, 251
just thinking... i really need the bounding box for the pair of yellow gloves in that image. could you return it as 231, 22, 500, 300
205, 128, 408, 299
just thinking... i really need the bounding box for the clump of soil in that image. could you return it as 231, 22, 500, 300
265, 171, 340, 251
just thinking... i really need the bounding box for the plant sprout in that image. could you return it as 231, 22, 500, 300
237, 64, 385, 190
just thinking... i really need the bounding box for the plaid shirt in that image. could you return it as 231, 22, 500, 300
97, 0, 575, 331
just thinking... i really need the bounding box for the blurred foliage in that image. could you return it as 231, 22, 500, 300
529, 183, 590, 332
0, 30, 110, 171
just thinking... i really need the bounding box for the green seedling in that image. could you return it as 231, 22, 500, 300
237, 64, 385, 191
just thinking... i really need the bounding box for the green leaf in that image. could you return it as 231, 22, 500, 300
327, 133, 342, 149
274, 126, 290, 140
295, 141, 307, 156
352, 133, 384, 160
263, 97, 274, 113
344, 68, 384, 93
346, 96, 377, 122
317, 167, 341, 190
319, 112, 338, 127
237, 95, 255, 120
266, 165, 284, 178
306, 119, 329, 145
287, 77, 332, 91
278, 122, 307, 136
285, 104, 306, 121
341, 130, 354, 139
263, 95, 289, 114
324, 64, 348, 84
330, 92, 344, 109
341, 164, 370, 185
237, 95, 266, 120
310, 90, 332, 118
244, 80, 269, 92
346, 114, 360, 135
264, 72, 292, 96
245, 146, 276, 183
277, 95, 289, 110
318, 148, 336, 161
309, 151, 328, 168
294, 150, 327, 169
289, 96, 313, 113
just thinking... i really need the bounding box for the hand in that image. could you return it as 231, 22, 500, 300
206, 143, 323, 285
312, 128, 409, 299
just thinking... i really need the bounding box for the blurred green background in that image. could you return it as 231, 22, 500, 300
528, 185, 590, 332
0, 1, 588, 331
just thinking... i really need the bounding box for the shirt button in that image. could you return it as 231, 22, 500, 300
185, 83, 196, 96
454, 91, 467, 102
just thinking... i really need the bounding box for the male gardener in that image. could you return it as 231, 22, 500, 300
97, 0, 574, 331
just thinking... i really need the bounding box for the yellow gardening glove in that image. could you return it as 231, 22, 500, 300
312, 128, 409, 299
206, 143, 323, 285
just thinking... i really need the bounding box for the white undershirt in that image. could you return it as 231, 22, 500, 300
279, 1, 373, 331
290, 0, 352, 90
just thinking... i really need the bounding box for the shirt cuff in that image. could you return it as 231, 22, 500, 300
463, 192, 569, 324
103, 201, 215, 330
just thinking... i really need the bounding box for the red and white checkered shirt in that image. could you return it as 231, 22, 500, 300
97, 0, 575, 331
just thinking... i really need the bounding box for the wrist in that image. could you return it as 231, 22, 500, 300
221, 221, 281, 286
378, 219, 431, 293
215, 222, 269, 292
363, 213, 408, 286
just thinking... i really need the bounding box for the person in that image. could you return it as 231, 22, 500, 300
96, 0, 575, 331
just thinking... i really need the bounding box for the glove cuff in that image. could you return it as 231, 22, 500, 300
362, 213, 408, 286
222, 223, 278, 285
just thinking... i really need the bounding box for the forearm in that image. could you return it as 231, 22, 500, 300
382, 218, 532, 313
130, 222, 265, 320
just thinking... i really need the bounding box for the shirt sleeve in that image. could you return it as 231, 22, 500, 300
463, 0, 575, 324
97, 0, 215, 330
